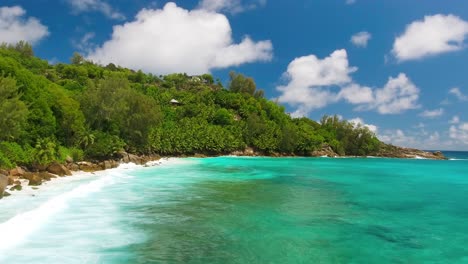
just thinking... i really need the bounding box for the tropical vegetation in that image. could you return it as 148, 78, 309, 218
0, 42, 382, 169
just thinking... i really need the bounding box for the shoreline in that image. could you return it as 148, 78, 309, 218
0, 157, 181, 200
0, 151, 449, 200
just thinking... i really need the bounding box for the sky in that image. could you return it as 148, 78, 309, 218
1, 0, 468, 150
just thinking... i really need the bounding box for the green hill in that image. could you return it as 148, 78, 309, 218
0, 42, 382, 169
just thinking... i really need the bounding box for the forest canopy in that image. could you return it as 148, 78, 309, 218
0, 43, 382, 169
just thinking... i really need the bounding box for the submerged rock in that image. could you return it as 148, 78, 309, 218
10, 184, 22, 191
47, 162, 72, 176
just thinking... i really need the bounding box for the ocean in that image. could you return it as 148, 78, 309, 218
1, 153, 468, 263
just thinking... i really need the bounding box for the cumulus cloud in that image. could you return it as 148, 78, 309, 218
87, 2, 273, 75
0, 6, 49, 45
372, 73, 420, 114
67, 0, 125, 20
277, 49, 420, 116
276, 49, 356, 116
449, 115, 460, 124
419, 108, 444, 118
339, 74, 420, 114
449, 87, 468, 101
379, 129, 448, 150
392, 14, 468, 61
350, 31, 371, 47
349, 117, 378, 133
450, 123, 468, 145
339, 83, 374, 104
379, 129, 416, 147
198, 0, 266, 14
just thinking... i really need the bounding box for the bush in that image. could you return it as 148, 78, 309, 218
0, 151, 13, 169
84, 131, 125, 160
0, 142, 30, 166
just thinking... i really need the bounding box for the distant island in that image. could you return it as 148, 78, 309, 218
0, 42, 445, 198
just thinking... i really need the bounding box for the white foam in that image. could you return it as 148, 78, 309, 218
0, 173, 116, 252
0, 164, 140, 251
414, 155, 428, 160
449, 158, 468, 161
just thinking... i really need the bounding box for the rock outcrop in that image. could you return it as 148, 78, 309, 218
23, 173, 43, 186
0, 174, 8, 198
9, 167, 25, 177
375, 145, 447, 160
47, 162, 72, 176
77, 161, 102, 172
310, 145, 338, 157
230, 147, 260, 156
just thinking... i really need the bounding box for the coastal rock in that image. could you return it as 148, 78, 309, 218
101, 160, 112, 170
128, 154, 144, 165
10, 184, 22, 191
9, 167, 25, 177
65, 155, 73, 163
311, 145, 338, 157
39, 172, 56, 181
47, 163, 72, 176
110, 160, 119, 168
67, 163, 80, 171
0, 174, 8, 198
117, 151, 130, 163
244, 147, 256, 156
78, 162, 102, 172
23, 173, 42, 186
375, 145, 447, 160
7, 176, 15, 185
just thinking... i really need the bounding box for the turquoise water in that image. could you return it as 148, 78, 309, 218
1, 156, 468, 263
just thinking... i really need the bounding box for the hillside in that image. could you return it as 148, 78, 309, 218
0, 42, 442, 171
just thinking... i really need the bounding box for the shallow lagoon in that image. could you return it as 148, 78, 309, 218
1, 156, 468, 263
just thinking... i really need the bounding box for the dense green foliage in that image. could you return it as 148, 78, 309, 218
0, 43, 382, 169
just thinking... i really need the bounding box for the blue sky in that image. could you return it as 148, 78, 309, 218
1, 0, 468, 150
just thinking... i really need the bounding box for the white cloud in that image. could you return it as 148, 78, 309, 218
379, 129, 416, 147
339, 83, 374, 104
198, 0, 266, 14
67, 0, 125, 20
450, 123, 468, 145
277, 50, 420, 116
372, 73, 420, 114
450, 115, 460, 124
379, 129, 448, 150
73, 32, 96, 53
419, 108, 444, 118
392, 14, 468, 61
348, 117, 378, 133
449, 87, 468, 101
351, 31, 371, 47
346, 0, 356, 4
87, 2, 273, 75
0, 6, 49, 45
276, 49, 356, 116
